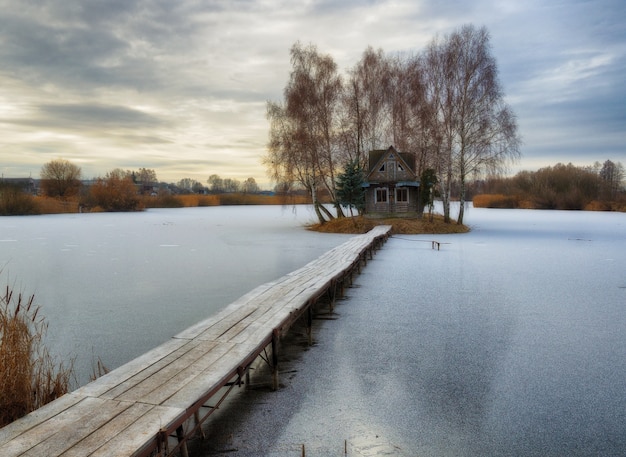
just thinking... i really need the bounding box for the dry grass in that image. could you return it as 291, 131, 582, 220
35, 193, 313, 214
473, 193, 520, 209
0, 280, 74, 427
308, 214, 469, 235
35, 196, 81, 214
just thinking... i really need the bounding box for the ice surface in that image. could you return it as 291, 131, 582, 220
190, 204, 626, 456
2, 204, 625, 455
0, 205, 350, 385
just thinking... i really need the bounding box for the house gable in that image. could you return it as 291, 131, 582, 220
366, 146, 417, 183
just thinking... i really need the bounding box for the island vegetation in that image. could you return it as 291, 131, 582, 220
265, 25, 521, 225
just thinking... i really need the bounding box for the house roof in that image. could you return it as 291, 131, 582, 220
366, 146, 418, 184
367, 146, 416, 174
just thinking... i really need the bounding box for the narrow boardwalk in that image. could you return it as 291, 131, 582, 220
0, 225, 391, 457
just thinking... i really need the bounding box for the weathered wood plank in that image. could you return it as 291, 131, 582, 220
75, 338, 191, 398
59, 402, 156, 457
161, 342, 257, 409
115, 342, 236, 406
20, 399, 135, 457
101, 339, 213, 401
0, 393, 84, 446
1, 397, 108, 457
85, 405, 185, 457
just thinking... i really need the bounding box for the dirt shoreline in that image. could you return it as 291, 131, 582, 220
308, 214, 469, 235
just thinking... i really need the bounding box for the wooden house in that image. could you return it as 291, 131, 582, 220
363, 146, 420, 214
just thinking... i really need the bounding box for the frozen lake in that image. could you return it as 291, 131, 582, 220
0, 205, 350, 385
1, 204, 625, 455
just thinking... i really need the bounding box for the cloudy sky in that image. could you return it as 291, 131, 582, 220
1, 0, 624, 186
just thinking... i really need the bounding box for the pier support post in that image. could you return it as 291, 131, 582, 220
176, 425, 189, 457
271, 329, 280, 391
306, 305, 313, 346
194, 411, 206, 439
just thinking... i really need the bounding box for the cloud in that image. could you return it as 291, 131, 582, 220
0, 0, 624, 185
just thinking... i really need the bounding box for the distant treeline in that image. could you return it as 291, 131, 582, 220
472, 160, 625, 211
0, 187, 311, 216
0, 158, 288, 215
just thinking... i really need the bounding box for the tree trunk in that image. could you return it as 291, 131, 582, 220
310, 184, 327, 224
457, 196, 465, 225
457, 158, 466, 225
442, 188, 451, 223
319, 203, 335, 221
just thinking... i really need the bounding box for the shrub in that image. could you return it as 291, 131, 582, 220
584, 200, 611, 211
87, 170, 142, 211
0, 280, 74, 426
473, 194, 519, 208
0, 184, 40, 215
152, 193, 184, 208
35, 197, 79, 214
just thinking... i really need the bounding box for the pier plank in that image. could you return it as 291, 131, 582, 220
0, 393, 84, 445
60, 402, 156, 457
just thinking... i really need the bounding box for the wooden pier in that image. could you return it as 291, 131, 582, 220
0, 225, 391, 457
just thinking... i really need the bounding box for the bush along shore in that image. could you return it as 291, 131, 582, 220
0, 192, 313, 216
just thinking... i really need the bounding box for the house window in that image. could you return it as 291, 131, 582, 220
396, 187, 409, 203
379, 163, 386, 172
375, 188, 388, 203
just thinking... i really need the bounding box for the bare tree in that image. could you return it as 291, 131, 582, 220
265, 99, 327, 222
40, 159, 82, 198
421, 25, 520, 224
264, 42, 344, 223
207, 174, 224, 193
242, 177, 259, 193
448, 25, 521, 224
178, 178, 203, 192
422, 36, 456, 222
600, 159, 625, 198
136, 168, 158, 186
342, 47, 393, 166
222, 178, 241, 193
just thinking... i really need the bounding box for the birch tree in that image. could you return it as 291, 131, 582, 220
423, 25, 520, 223
422, 36, 455, 222
264, 42, 344, 223
449, 25, 521, 224
341, 47, 392, 169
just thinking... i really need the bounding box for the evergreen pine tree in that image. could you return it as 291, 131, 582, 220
336, 159, 365, 217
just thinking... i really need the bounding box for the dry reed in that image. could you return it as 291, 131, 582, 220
0, 279, 75, 427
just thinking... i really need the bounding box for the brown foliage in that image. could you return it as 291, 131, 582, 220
472, 194, 519, 209
0, 184, 40, 215
87, 170, 142, 211
146, 193, 311, 208
0, 281, 74, 427
35, 196, 80, 214
474, 162, 625, 211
